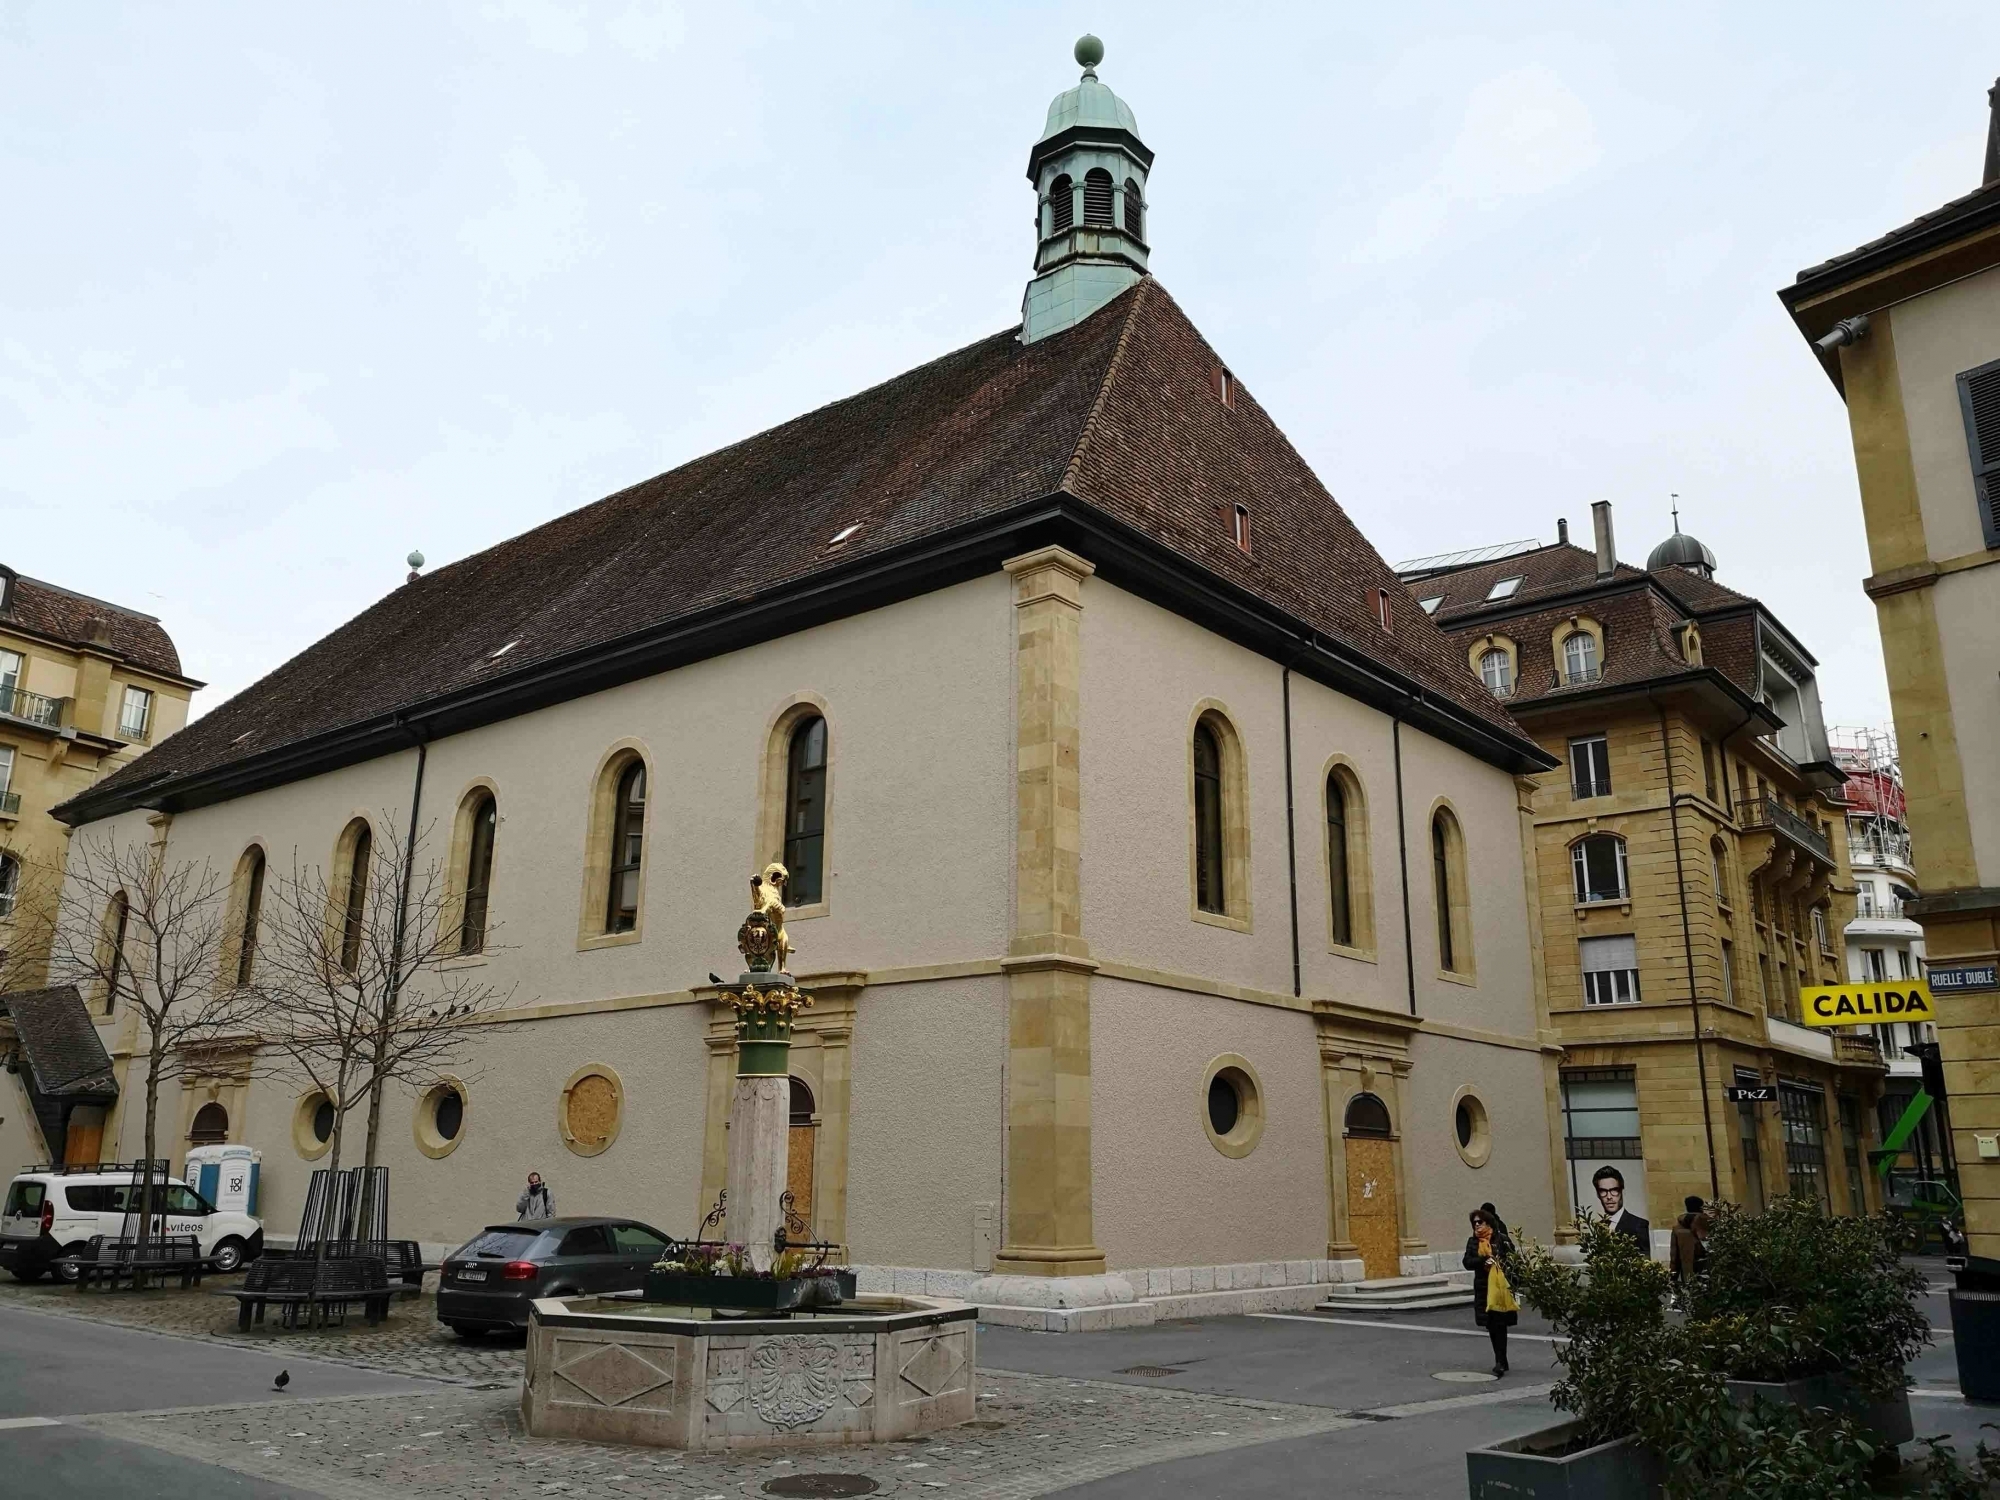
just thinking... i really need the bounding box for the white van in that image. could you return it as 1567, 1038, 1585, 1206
0, 1163, 264, 1280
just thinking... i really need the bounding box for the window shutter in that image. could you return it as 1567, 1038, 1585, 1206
1083, 169, 1115, 226
1954, 357, 2000, 549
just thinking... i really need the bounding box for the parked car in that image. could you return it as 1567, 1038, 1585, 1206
1886, 1177, 1964, 1255
0, 1163, 264, 1282
435, 1216, 671, 1335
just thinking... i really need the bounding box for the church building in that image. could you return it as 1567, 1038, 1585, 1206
17, 40, 1565, 1324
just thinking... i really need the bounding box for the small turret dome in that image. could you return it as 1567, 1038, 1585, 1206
1041, 39, 1140, 143
1647, 530, 1718, 579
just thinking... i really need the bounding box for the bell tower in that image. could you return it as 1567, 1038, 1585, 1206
1021, 36, 1154, 344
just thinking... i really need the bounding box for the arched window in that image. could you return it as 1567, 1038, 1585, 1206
1711, 838, 1729, 909
460, 792, 497, 953
1572, 833, 1629, 904
103, 891, 130, 1014
337, 820, 371, 972
606, 761, 646, 934
0, 852, 18, 919
1049, 174, 1074, 234
1431, 809, 1472, 976
1344, 1092, 1393, 1138
784, 716, 828, 905
1083, 168, 1115, 225
790, 1076, 817, 1126
1479, 648, 1513, 698
1432, 818, 1454, 971
1193, 721, 1226, 914
1562, 630, 1600, 683
189, 1102, 229, 1146
235, 847, 265, 986
1123, 176, 1143, 237
1327, 775, 1352, 947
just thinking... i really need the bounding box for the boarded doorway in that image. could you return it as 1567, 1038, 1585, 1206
787, 1077, 817, 1232
63, 1105, 106, 1167
1343, 1092, 1399, 1279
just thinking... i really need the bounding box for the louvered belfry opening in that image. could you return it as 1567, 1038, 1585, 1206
1123, 176, 1143, 237
1956, 355, 2000, 548
1049, 174, 1074, 234
1083, 168, 1115, 225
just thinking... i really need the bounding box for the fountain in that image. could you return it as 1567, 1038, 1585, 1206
521, 864, 978, 1451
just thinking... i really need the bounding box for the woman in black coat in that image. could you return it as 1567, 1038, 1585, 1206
1464, 1206, 1517, 1376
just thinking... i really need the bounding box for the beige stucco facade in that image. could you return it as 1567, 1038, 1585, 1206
18, 554, 1558, 1294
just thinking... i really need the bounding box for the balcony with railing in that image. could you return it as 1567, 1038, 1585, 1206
1558, 663, 1605, 687
0, 789, 19, 817
1738, 796, 1833, 864
1849, 828, 1915, 871
1833, 1033, 1885, 1070
0, 686, 69, 731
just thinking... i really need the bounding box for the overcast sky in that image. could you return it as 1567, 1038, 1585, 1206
5, 3, 1997, 730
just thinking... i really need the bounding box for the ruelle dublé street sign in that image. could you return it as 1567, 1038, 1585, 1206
1929, 962, 1998, 994
1796, 979, 1937, 1028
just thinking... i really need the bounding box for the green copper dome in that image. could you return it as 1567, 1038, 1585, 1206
1039, 36, 1140, 142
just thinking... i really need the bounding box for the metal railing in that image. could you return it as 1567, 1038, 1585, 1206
1738, 796, 1832, 861
0, 790, 19, 815
1485, 680, 1517, 700
1855, 895, 1911, 921
1850, 831, 1914, 869
0, 686, 67, 730
1560, 663, 1605, 686
1834, 1033, 1884, 1067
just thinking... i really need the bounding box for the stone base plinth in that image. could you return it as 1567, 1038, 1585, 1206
522, 1295, 976, 1452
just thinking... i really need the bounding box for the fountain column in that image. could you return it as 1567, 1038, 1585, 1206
725, 975, 794, 1273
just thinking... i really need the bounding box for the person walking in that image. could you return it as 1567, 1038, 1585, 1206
1670, 1195, 1710, 1286
516, 1172, 554, 1221
1464, 1206, 1519, 1377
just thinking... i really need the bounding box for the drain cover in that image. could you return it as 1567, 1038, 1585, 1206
762, 1476, 880, 1498
1115, 1365, 1185, 1377
1433, 1370, 1499, 1383
961, 1420, 1008, 1430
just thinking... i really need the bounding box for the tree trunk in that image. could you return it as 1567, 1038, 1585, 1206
359, 1016, 390, 1237
135, 1046, 164, 1270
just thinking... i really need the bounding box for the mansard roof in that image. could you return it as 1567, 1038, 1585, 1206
61, 279, 1548, 825
0, 572, 191, 683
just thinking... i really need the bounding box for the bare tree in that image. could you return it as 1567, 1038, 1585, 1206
233, 819, 512, 1261
38, 831, 235, 1261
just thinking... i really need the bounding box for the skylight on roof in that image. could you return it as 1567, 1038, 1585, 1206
1486, 576, 1523, 600
829, 523, 862, 545
1418, 596, 1444, 615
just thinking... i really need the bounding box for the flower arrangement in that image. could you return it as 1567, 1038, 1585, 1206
650, 1242, 848, 1283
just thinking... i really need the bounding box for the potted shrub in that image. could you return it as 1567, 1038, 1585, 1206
1681, 1196, 1926, 1450
642, 1243, 855, 1311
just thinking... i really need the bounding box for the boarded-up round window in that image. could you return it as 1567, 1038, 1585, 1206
560, 1066, 624, 1157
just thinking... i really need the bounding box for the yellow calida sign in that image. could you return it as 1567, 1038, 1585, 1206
1797, 980, 1937, 1028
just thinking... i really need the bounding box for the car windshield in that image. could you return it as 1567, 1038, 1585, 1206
459, 1228, 545, 1259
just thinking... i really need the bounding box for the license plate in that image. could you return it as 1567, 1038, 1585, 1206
458, 1267, 487, 1282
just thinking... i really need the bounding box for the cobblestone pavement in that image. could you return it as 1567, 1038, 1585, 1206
0, 1275, 521, 1386
76, 1372, 1368, 1500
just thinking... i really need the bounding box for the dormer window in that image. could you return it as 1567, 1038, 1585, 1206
1050, 174, 1074, 234
1418, 596, 1443, 615
1376, 589, 1392, 631
1232, 504, 1251, 553
1215, 366, 1235, 408
1083, 168, 1115, 226
1486, 575, 1523, 600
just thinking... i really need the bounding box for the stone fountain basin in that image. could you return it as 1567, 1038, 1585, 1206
522, 1293, 977, 1451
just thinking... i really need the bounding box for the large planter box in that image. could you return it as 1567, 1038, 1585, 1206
643, 1270, 856, 1311
1724, 1373, 1913, 1447
1467, 1420, 1662, 1500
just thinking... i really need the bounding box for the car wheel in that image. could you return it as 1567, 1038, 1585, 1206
210, 1238, 246, 1275
52, 1245, 87, 1284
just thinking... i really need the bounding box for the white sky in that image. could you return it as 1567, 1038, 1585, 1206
4, 2, 1997, 728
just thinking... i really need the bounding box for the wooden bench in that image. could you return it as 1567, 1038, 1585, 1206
221, 1254, 392, 1330
72, 1235, 207, 1291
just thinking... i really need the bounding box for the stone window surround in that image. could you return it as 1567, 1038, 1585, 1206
1569, 829, 1631, 906
1200, 1052, 1266, 1159
1549, 614, 1606, 685
754, 695, 835, 923
218, 839, 269, 990
327, 813, 378, 966
558, 1062, 625, 1158
443, 777, 502, 960
291, 1087, 336, 1160
1451, 1084, 1493, 1169
1466, 633, 1518, 695
413, 1074, 469, 1159
1427, 799, 1476, 985
1320, 755, 1377, 962
1187, 700, 1252, 933
575, 739, 653, 951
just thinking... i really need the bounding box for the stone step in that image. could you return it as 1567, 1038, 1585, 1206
1317, 1273, 1472, 1312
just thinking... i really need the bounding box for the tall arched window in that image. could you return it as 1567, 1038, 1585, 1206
103, 891, 130, 1014
235, 847, 265, 987
338, 820, 371, 972
0, 852, 18, 919
1049, 174, 1074, 234
1344, 1092, 1393, 1137
1327, 775, 1352, 947
460, 792, 497, 953
1562, 630, 1600, 683
785, 716, 828, 904
1083, 168, 1115, 225
606, 761, 646, 934
1432, 817, 1454, 971
1123, 176, 1143, 237
1711, 838, 1729, 909
1479, 648, 1513, 697
1193, 722, 1226, 914
1572, 833, 1629, 903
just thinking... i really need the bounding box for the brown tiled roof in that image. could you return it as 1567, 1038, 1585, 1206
68, 279, 1533, 818
2, 574, 187, 680
0, 985, 117, 1098
1422, 543, 1647, 625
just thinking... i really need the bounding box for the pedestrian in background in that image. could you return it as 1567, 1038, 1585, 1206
516, 1171, 554, 1221
1670, 1195, 1710, 1286
1464, 1206, 1519, 1377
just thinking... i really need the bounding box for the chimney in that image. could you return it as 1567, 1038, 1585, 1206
1591, 501, 1616, 578
1987, 77, 2000, 186
1557, 517, 1570, 546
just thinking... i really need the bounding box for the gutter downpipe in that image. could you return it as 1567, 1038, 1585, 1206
1655, 695, 1721, 1199
1283, 664, 1302, 999
1394, 711, 1418, 1016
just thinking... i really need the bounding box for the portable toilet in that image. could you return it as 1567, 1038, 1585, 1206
186, 1144, 261, 1218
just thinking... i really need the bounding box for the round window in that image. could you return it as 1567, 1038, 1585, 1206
293, 1090, 336, 1159
312, 1098, 335, 1144
414, 1079, 468, 1158
559, 1065, 625, 1158
434, 1089, 464, 1141
1200, 1056, 1265, 1158
1456, 1099, 1474, 1149
1452, 1089, 1492, 1168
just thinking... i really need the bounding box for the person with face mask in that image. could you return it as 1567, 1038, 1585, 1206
516, 1171, 554, 1221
